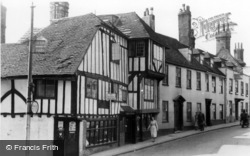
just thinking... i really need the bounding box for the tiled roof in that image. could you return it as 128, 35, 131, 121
156, 33, 206, 72
216, 48, 245, 67
18, 28, 43, 43
99, 12, 166, 46
1, 13, 103, 78
1, 44, 29, 77
193, 49, 225, 76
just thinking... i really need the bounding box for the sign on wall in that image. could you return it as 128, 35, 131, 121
192, 13, 237, 41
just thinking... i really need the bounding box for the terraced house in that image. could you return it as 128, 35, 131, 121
1, 2, 250, 156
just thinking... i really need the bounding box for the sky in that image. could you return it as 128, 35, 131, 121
2, 0, 250, 66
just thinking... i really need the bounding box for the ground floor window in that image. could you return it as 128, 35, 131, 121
219, 104, 223, 120
186, 102, 192, 122
229, 101, 232, 115
197, 103, 201, 112
212, 104, 216, 120
162, 101, 169, 123
246, 103, 249, 114
86, 118, 117, 147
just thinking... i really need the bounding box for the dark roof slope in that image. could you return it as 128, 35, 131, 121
1, 13, 103, 78
99, 12, 166, 46
156, 33, 206, 72
217, 48, 246, 67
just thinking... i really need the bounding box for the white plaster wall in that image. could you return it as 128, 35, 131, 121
15, 79, 28, 96
1, 79, 11, 96
159, 64, 225, 129
0, 115, 54, 140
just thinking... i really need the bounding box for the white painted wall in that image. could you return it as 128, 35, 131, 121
0, 115, 54, 140
159, 64, 225, 129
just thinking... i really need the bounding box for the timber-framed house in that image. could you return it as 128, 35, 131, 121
100, 9, 167, 142
1, 12, 128, 155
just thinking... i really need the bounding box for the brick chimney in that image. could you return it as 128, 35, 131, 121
234, 43, 244, 61
178, 4, 195, 48
1, 4, 7, 43
142, 7, 155, 31
215, 23, 231, 54
50, 2, 69, 23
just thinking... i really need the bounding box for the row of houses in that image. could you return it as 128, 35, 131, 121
1, 2, 249, 156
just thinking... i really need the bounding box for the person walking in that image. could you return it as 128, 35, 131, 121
194, 112, 199, 130
147, 116, 158, 142
197, 112, 205, 131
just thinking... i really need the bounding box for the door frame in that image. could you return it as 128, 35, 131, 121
54, 117, 80, 156
205, 99, 212, 126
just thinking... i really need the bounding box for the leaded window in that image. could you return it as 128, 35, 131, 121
196, 72, 201, 90
176, 67, 181, 88
35, 79, 56, 98
86, 78, 98, 99
187, 70, 192, 89
162, 101, 169, 122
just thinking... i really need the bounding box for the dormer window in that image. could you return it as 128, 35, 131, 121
211, 59, 214, 67
34, 36, 47, 53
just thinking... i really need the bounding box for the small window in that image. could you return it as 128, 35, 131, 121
219, 104, 223, 120
229, 79, 233, 93
220, 78, 223, 94
246, 83, 248, 97
128, 40, 145, 57
212, 104, 216, 120
186, 102, 192, 122
229, 101, 232, 115
197, 103, 201, 112
212, 76, 216, 93
35, 80, 56, 98
136, 41, 145, 57
122, 89, 127, 102
241, 81, 244, 95
187, 70, 192, 89
246, 103, 249, 114
205, 74, 209, 91
162, 101, 169, 123
163, 64, 169, 85
176, 67, 181, 88
144, 78, 154, 101
111, 43, 120, 63
235, 80, 239, 94
196, 72, 201, 90
86, 78, 98, 99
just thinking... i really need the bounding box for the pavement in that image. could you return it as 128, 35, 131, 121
91, 122, 239, 156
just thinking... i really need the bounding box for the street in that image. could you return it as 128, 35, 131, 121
119, 126, 250, 156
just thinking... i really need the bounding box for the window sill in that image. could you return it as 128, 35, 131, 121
162, 83, 169, 86
176, 86, 181, 88
196, 89, 201, 91
162, 121, 169, 123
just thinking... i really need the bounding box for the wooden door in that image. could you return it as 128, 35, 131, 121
205, 99, 212, 126
54, 118, 79, 156
174, 101, 183, 131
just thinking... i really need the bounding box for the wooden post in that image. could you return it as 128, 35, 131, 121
26, 3, 35, 156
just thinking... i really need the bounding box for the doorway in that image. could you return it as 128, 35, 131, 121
205, 99, 212, 126
54, 118, 79, 156
124, 115, 136, 144
173, 95, 185, 131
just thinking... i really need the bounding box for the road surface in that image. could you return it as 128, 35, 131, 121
119, 126, 250, 156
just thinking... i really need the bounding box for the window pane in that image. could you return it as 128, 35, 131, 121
36, 80, 45, 97
46, 80, 55, 97
136, 41, 145, 57
86, 78, 98, 99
